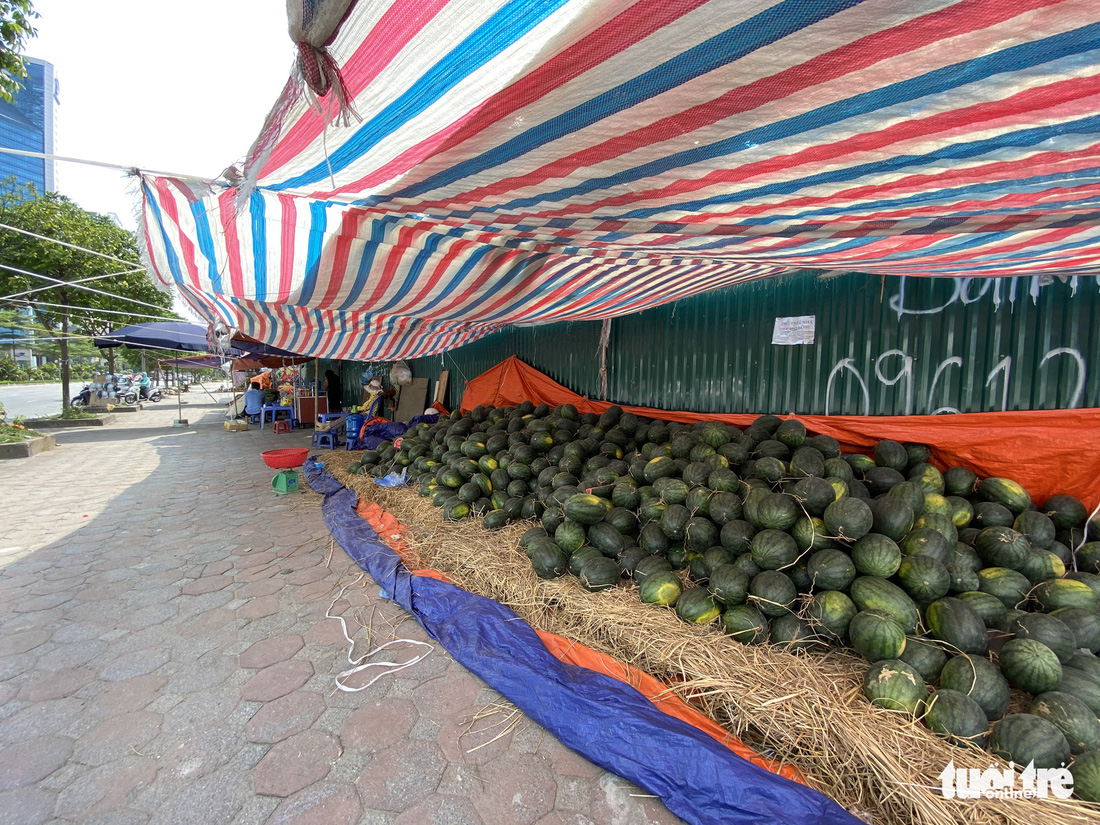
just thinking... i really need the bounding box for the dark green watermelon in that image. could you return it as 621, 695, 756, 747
924, 689, 989, 748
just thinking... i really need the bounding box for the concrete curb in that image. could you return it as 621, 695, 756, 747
0, 433, 56, 459
23, 414, 116, 428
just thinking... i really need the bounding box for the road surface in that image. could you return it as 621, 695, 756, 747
0, 382, 84, 420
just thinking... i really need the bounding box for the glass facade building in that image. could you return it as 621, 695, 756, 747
0, 57, 57, 193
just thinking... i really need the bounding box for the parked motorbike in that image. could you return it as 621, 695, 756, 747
122, 384, 163, 405
71, 383, 92, 408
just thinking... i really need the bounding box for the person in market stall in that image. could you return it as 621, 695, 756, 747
325, 369, 343, 413
243, 381, 265, 419
362, 377, 395, 419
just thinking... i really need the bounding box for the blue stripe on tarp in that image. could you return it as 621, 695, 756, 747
392, 0, 868, 200
304, 459, 863, 825
297, 201, 333, 306
141, 181, 186, 287
271, 0, 573, 191
440, 26, 1100, 218
189, 199, 223, 294
249, 190, 268, 298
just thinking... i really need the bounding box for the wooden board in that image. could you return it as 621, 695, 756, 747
434, 370, 450, 405
394, 378, 429, 422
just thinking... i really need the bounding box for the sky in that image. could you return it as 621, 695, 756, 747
27, 0, 295, 229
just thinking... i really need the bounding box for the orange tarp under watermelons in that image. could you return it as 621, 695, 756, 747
461, 356, 1100, 508
354, 498, 802, 783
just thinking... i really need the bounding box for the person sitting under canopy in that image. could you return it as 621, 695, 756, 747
243, 381, 265, 418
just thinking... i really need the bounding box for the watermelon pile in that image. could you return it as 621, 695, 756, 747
354, 402, 1100, 803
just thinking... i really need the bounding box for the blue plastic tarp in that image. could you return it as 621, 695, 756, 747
305, 458, 863, 825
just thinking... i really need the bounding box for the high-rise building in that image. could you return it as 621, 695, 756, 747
0, 57, 58, 193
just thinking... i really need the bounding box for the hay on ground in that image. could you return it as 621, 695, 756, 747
325, 456, 1099, 825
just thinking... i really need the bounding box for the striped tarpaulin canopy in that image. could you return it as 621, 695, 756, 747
140, 0, 1100, 360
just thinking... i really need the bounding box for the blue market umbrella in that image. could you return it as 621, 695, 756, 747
94, 322, 245, 356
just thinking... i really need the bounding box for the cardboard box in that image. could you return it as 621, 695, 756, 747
224, 421, 248, 432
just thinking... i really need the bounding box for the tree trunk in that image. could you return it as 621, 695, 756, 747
60, 306, 70, 409
107, 345, 116, 390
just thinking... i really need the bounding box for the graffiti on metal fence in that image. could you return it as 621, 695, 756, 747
826, 347, 1086, 416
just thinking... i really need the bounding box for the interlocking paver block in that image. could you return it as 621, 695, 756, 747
238, 578, 286, 599
167, 653, 237, 692
267, 781, 363, 825
0, 735, 72, 790
73, 710, 162, 767
472, 752, 557, 825
181, 574, 234, 596
162, 683, 241, 734
246, 691, 326, 744
16, 667, 95, 702
148, 769, 251, 825
0, 784, 55, 825
0, 697, 84, 743
236, 594, 283, 620
341, 697, 418, 753
98, 646, 171, 681
356, 739, 446, 811
93, 674, 166, 714
393, 794, 483, 825
158, 725, 247, 781
412, 671, 480, 718
0, 629, 51, 657
239, 634, 304, 669
589, 774, 683, 825
252, 729, 341, 797
242, 660, 315, 702
53, 756, 156, 819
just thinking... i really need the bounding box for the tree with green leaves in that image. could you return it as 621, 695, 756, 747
0, 186, 175, 409
0, 307, 101, 363
0, 1, 38, 103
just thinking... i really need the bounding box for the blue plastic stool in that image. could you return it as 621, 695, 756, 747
312, 430, 339, 450
344, 414, 365, 450
248, 414, 261, 425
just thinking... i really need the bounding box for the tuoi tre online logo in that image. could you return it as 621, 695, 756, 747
938, 760, 1073, 799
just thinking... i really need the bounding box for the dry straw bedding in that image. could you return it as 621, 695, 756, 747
323, 455, 1099, 825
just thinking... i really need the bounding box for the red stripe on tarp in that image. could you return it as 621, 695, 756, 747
218, 189, 246, 299
497, 75, 1100, 226
419, 0, 1060, 209
260, 0, 452, 179
319, 0, 711, 199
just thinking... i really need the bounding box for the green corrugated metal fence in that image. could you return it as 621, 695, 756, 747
403, 270, 1099, 416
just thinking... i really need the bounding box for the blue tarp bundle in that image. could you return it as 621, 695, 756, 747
305, 459, 863, 825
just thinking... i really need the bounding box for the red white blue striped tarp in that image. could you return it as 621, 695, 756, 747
140, 0, 1100, 360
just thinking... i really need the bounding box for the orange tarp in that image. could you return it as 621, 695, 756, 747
461, 356, 1100, 508
353, 497, 801, 782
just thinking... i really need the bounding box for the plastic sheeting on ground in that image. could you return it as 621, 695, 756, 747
461, 356, 1100, 508
304, 458, 862, 825
353, 497, 803, 784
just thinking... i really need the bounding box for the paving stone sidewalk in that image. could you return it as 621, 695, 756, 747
0, 394, 683, 825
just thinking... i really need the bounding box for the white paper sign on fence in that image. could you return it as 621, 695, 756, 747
772, 315, 816, 345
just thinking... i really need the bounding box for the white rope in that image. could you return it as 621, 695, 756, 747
2, 297, 179, 323
0, 222, 144, 268
0, 146, 215, 182
0, 267, 144, 302
1074, 500, 1100, 568
326, 573, 433, 692
0, 262, 173, 312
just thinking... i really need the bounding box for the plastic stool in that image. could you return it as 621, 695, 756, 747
273, 420, 291, 434
312, 430, 339, 450
248, 414, 261, 425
